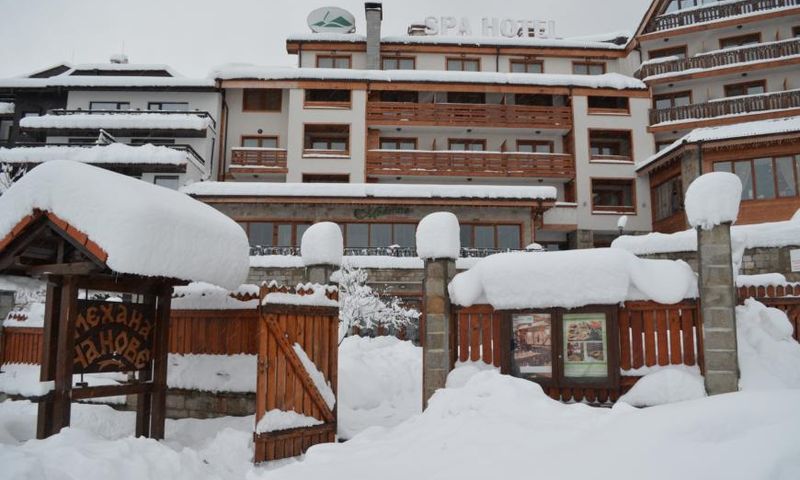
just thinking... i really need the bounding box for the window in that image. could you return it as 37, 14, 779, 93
446, 58, 480, 71
446, 92, 485, 104
589, 130, 633, 161
0, 119, 13, 140
460, 224, 522, 250
653, 176, 684, 221
239, 222, 312, 247
67, 138, 96, 144
302, 174, 350, 183
378, 91, 418, 103
714, 155, 800, 201
572, 62, 605, 75
724, 80, 766, 97
304, 89, 351, 105
148, 102, 189, 111
242, 89, 282, 112
653, 91, 692, 110
648, 46, 688, 60
382, 57, 415, 70
343, 223, 418, 248
517, 140, 553, 153
587, 96, 629, 113
515, 94, 554, 107
241, 136, 278, 148
664, 0, 723, 13
153, 176, 180, 190
90, 101, 130, 110
449, 139, 486, 151
591, 179, 636, 213
316, 55, 351, 69
304, 124, 349, 152
719, 33, 761, 50
379, 138, 417, 150
656, 140, 677, 152
794, 26, 800, 37
510, 59, 544, 73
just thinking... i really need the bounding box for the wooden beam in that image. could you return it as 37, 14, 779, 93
36, 278, 62, 439
51, 276, 78, 435
136, 293, 156, 438
71, 382, 153, 400
149, 285, 172, 440
24, 261, 100, 276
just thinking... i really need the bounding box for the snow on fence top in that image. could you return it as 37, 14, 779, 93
171, 282, 259, 310
261, 282, 339, 308
0, 102, 14, 114
301, 222, 343, 267
448, 248, 697, 310
182, 181, 558, 201
638, 116, 800, 171
612, 212, 800, 255
685, 172, 742, 230
20, 113, 212, 131
211, 65, 646, 90
0, 161, 250, 289
416, 212, 460, 260
0, 143, 188, 166
286, 33, 627, 50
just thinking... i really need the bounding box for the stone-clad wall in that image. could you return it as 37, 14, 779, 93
125, 389, 256, 419
640, 245, 799, 282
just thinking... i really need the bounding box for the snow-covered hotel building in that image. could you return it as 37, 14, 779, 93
0, 60, 220, 188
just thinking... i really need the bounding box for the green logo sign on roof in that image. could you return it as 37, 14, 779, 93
308, 7, 356, 34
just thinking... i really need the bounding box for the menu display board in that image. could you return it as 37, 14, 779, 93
562, 313, 608, 379
512, 313, 552, 379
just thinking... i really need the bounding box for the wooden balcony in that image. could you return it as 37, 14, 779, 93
366, 150, 575, 178
645, 0, 798, 34
367, 102, 572, 129
649, 90, 800, 126
230, 147, 288, 173
638, 38, 800, 80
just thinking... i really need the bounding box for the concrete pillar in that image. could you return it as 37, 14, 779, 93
569, 229, 594, 250
681, 147, 702, 196
364, 3, 383, 70
0, 290, 14, 369
305, 264, 337, 285
422, 258, 456, 408
698, 223, 740, 394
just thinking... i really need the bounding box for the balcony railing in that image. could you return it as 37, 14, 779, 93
230, 147, 288, 172
249, 245, 527, 258
367, 102, 572, 129
645, 0, 799, 33
649, 90, 800, 125
638, 38, 800, 80
45, 109, 217, 129
367, 150, 575, 178
10, 141, 206, 167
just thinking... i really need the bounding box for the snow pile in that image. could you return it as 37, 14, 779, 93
263, 284, 339, 308
612, 210, 800, 254
292, 344, 335, 410
684, 172, 742, 230
0, 143, 188, 166
184, 181, 557, 200
737, 299, 800, 391
19, 113, 212, 130
416, 212, 460, 260
255, 409, 322, 434
171, 283, 259, 310
262, 367, 800, 480
167, 354, 256, 393
0, 161, 250, 289
736, 273, 791, 288
618, 367, 706, 407
449, 249, 697, 309
301, 222, 343, 267
337, 336, 421, 439
0, 102, 14, 114
446, 360, 499, 388
2, 302, 45, 328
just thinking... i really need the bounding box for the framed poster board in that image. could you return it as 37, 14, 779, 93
511, 313, 553, 382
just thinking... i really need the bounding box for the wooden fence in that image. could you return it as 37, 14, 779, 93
168, 310, 259, 355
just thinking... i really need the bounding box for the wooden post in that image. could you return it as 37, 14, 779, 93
135, 292, 156, 438
51, 276, 78, 435
149, 285, 172, 439
36, 279, 62, 439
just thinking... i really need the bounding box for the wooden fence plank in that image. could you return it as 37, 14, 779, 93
458, 313, 469, 362
630, 311, 644, 369
681, 309, 696, 366
656, 309, 669, 366
470, 314, 481, 362
643, 309, 656, 367
669, 310, 683, 365
618, 310, 631, 371
481, 313, 493, 364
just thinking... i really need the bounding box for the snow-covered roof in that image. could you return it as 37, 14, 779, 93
183, 182, 558, 201
286, 32, 628, 50
448, 248, 698, 309
0, 161, 250, 289
638, 116, 800, 171
611, 211, 800, 255
0, 62, 214, 88
0, 102, 13, 115
20, 113, 212, 131
0, 143, 188, 166
213, 66, 646, 90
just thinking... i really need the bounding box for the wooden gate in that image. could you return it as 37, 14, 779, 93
254, 284, 339, 463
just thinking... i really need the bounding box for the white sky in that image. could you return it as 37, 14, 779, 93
0, 0, 652, 78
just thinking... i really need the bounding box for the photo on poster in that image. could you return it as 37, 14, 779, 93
512, 313, 552, 379
563, 313, 608, 378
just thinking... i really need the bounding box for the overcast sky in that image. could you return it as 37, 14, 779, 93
0, 0, 651, 78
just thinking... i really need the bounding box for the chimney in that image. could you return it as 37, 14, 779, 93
364, 2, 383, 70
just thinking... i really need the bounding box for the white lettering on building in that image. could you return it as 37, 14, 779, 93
423, 17, 556, 38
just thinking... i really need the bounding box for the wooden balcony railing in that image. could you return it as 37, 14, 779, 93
367, 102, 572, 129
230, 147, 288, 172
366, 150, 575, 178
645, 0, 798, 33
649, 90, 800, 125
638, 38, 800, 79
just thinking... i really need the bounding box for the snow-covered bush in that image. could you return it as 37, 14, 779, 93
737, 298, 800, 390
335, 263, 419, 342
0, 163, 24, 194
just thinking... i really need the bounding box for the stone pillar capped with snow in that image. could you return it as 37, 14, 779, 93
417, 212, 460, 408
685, 172, 742, 395
301, 222, 343, 285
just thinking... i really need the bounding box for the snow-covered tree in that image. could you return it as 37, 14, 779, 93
335, 263, 419, 342
0, 163, 24, 194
